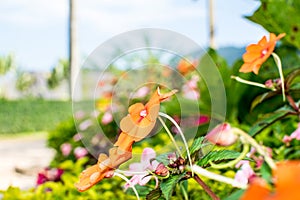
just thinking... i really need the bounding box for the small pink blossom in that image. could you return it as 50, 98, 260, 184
205, 123, 238, 146
247, 147, 272, 168
234, 160, 255, 186
73, 133, 82, 142
132, 86, 150, 99
101, 111, 113, 125
198, 115, 210, 125
60, 143, 72, 156
124, 148, 159, 189
282, 123, 300, 144
91, 110, 100, 118
79, 119, 93, 131
74, 111, 85, 120
182, 75, 200, 100
74, 147, 88, 159
36, 168, 64, 185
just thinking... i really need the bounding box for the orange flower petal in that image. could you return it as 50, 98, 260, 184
246, 44, 263, 52
239, 63, 253, 73
274, 161, 300, 195
243, 52, 261, 63
109, 146, 132, 168
258, 36, 267, 46
240, 178, 270, 200
240, 33, 285, 74
120, 116, 156, 142
114, 132, 135, 151
75, 164, 108, 192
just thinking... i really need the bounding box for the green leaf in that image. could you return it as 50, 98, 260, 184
146, 188, 162, 200
160, 173, 186, 200
251, 91, 279, 110
290, 82, 300, 91
247, 0, 300, 49
197, 150, 247, 167
248, 106, 293, 136
223, 189, 245, 200
189, 137, 205, 155
286, 68, 300, 86
260, 162, 272, 184
154, 153, 170, 166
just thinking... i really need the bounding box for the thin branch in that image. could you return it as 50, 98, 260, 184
194, 174, 220, 200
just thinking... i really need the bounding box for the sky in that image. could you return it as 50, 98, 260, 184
0, 0, 267, 71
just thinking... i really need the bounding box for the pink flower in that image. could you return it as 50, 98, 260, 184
36, 168, 64, 185
234, 161, 255, 186
60, 143, 72, 156
132, 86, 150, 99
282, 123, 300, 144
182, 75, 200, 100
74, 147, 88, 159
198, 115, 210, 125
101, 111, 113, 125
73, 133, 82, 142
79, 119, 93, 131
124, 148, 159, 189
205, 123, 238, 146
74, 111, 85, 120
247, 147, 272, 168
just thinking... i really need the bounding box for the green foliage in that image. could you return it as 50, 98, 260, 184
15, 72, 36, 92
197, 150, 245, 168
247, 0, 300, 49
0, 99, 72, 134
189, 136, 205, 155
47, 59, 69, 89
0, 53, 15, 75
248, 106, 293, 137
159, 173, 186, 200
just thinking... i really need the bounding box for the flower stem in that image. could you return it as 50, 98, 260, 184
114, 172, 140, 200
209, 143, 250, 169
115, 169, 148, 175
231, 76, 275, 91
158, 116, 183, 157
159, 112, 194, 176
189, 165, 247, 189
180, 182, 189, 200
287, 94, 299, 112
232, 128, 277, 170
194, 175, 220, 200
272, 53, 286, 101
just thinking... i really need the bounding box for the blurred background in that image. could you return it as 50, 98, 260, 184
1, 0, 287, 199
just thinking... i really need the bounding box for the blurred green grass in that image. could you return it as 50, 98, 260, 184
0, 99, 72, 134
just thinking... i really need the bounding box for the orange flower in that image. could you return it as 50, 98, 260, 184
75, 88, 177, 192
239, 33, 285, 75
177, 59, 197, 75
241, 161, 300, 200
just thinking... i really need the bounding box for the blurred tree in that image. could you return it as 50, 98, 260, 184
15, 71, 36, 94
47, 59, 69, 89
0, 54, 15, 75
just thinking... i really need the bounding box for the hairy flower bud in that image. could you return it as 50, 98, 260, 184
155, 163, 169, 177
